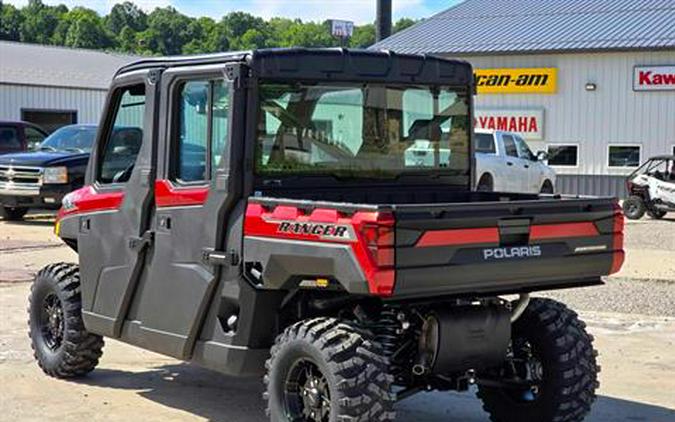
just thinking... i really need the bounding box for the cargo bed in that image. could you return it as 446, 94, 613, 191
245, 192, 624, 299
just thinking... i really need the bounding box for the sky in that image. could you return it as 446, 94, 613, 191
4, 0, 459, 24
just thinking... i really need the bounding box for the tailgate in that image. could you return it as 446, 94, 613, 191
393, 197, 623, 298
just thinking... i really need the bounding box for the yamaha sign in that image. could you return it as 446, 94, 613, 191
633, 65, 675, 91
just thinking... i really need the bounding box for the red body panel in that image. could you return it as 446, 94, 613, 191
57, 185, 124, 219
244, 203, 395, 296
155, 180, 208, 208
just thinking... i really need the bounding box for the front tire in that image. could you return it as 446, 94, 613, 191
264, 317, 395, 422
623, 196, 646, 220
28, 263, 104, 378
477, 298, 599, 422
1, 206, 28, 221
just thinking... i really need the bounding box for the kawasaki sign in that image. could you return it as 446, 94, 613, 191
633, 65, 675, 91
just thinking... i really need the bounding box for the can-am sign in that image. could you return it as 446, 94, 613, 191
474, 109, 544, 140
634, 66, 675, 91
475, 68, 557, 94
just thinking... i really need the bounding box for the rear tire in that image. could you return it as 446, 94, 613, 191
264, 317, 395, 422
623, 196, 646, 220
647, 209, 667, 219
477, 298, 599, 422
477, 174, 494, 192
28, 263, 104, 378
1, 206, 28, 221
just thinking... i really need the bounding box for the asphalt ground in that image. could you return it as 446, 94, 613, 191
1, 212, 674, 421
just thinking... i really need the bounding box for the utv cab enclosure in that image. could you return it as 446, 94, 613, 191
30, 49, 623, 422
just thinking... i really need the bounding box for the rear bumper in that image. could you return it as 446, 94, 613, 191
393, 253, 610, 298
0, 184, 74, 209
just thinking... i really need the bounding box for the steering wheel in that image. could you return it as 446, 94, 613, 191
112, 163, 134, 183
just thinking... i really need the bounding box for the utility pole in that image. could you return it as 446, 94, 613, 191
376, 0, 392, 42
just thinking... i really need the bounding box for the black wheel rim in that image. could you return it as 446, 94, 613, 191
283, 358, 331, 422
504, 339, 544, 403
627, 203, 639, 216
40, 293, 64, 351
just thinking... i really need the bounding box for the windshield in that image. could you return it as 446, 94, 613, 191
40, 126, 97, 153
255, 83, 471, 181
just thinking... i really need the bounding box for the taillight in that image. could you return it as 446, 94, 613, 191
610, 202, 625, 275
354, 211, 396, 296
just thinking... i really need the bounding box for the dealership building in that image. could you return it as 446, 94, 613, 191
373, 0, 675, 197
0, 41, 135, 133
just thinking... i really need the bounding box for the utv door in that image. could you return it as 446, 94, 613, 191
123, 64, 242, 359
78, 69, 160, 337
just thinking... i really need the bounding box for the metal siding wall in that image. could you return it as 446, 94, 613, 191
0, 84, 107, 125
450, 51, 675, 194
556, 175, 627, 198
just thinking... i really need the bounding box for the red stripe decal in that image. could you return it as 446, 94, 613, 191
416, 227, 500, 247
530, 222, 599, 240
155, 180, 208, 208
57, 186, 124, 219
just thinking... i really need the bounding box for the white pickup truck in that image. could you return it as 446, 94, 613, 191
474, 129, 556, 194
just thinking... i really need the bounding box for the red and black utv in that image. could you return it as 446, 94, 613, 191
29, 49, 623, 422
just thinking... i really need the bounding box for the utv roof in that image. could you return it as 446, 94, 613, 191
116, 48, 473, 86
647, 155, 675, 161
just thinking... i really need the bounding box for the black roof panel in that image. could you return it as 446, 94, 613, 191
116, 48, 473, 87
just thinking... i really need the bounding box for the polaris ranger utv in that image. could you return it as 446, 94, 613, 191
29, 49, 624, 422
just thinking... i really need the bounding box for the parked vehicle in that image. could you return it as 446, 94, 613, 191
28, 49, 623, 422
0, 124, 97, 220
474, 129, 556, 194
623, 155, 675, 220
0, 121, 48, 155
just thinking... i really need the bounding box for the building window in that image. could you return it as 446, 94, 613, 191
608, 145, 641, 168
547, 144, 579, 167
21, 109, 77, 134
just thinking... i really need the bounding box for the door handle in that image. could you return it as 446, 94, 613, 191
507, 162, 514, 166
524, 164, 530, 169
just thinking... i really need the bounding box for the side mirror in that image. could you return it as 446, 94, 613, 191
536, 151, 548, 161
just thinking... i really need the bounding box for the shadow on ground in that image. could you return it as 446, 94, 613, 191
80, 363, 675, 422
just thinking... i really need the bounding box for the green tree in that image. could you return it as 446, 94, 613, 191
106, 1, 147, 34
144, 6, 191, 55
117, 25, 138, 52
0, 3, 24, 41
350, 23, 375, 48
63, 7, 111, 49
19, 0, 65, 44
394, 18, 417, 33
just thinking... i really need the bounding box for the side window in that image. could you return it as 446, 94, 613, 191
0, 127, 21, 150
24, 127, 46, 150
475, 133, 496, 154
211, 81, 229, 178
98, 84, 146, 184
502, 135, 518, 158
175, 79, 229, 183
514, 136, 535, 160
